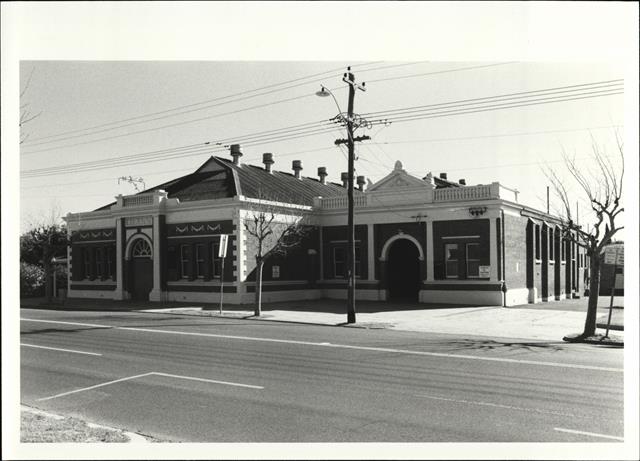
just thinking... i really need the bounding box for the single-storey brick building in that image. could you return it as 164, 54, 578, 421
64, 145, 588, 306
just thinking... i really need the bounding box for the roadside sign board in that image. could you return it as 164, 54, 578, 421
218, 234, 229, 258
604, 246, 624, 266
478, 266, 490, 278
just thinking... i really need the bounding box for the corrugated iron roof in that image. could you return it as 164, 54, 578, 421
94, 155, 355, 210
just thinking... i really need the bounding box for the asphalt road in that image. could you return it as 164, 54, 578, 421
20, 308, 624, 443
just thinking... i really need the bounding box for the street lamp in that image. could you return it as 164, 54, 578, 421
316, 69, 365, 324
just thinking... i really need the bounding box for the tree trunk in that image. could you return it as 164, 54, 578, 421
44, 263, 53, 303
254, 257, 264, 317
582, 255, 601, 337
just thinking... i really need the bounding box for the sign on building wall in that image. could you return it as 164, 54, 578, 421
272, 266, 280, 279
478, 265, 491, 278
218, 234, 229, 258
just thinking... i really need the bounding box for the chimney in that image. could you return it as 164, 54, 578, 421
262, 153, 274, 173
230, 144, 243, 165
459, 178, 466, 185
439, 172, 448, 180
357, 175, 366, 191
292, 160, 303, 179
317, 167, 328, 184
341, 172, 349, 188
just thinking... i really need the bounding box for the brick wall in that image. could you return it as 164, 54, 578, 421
503, 214, 528, 290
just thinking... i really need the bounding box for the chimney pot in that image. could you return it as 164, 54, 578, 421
439, 172, 448, 180
230, 144, 243, 164
292, 160, 303, 179
317, 167, 328, 184
459, 178, 466, 185
340, 172, 349, 188
357, 175, 366, 191
262, 153, 274, 172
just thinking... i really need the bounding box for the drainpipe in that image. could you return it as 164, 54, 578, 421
501, 209, 507, 307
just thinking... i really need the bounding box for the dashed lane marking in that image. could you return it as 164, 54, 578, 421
416, 394, 576, 418
21, 343, 103, 356
21, 317, 623, 373
553, 427, 623, 441
36, 371, 263, 401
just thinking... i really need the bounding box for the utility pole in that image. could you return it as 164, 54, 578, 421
345, 69, 366, 323
316, 68, 367, 324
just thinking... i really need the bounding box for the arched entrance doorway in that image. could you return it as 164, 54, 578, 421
128, 237, 153, 301
387, 238, 421, 302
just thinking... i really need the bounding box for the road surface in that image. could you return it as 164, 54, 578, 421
20, 308, 624, 443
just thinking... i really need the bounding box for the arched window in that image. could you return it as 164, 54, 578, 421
131, 239, 152, 258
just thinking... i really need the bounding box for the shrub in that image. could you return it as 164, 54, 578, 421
20, 262, 45, 297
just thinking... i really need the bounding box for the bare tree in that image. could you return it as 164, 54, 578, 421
544, 133, 624, 340
20, 67, 42, 144
242, 196, 310, 316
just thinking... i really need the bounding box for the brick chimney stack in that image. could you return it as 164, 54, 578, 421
357, 175, 366, 191
292, 160, 303, 179
318, 167, 328, 184
439, 172, 448, 180
341, 172, 349, 188
459, 178, 466, 185
230, 144, 243, 165
262, 153, 274, 173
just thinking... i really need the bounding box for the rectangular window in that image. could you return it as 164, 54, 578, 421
445, 243, 459, 279
83, 249, 91, 279
195, 244, 206, 278
95, 248, 103, 279
466, 243, 481, 278
211, 243, 222, 278
355, 246, 362, 278
180, 245, 191, 279
106, 248, 114, 280
333, 247, 346, 278
534, 225, 541, 260
561, 240, 566, 262
549, 229, 555, 261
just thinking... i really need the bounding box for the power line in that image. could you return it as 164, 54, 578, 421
366, 62, 517, 84
363, 79, 623, 117
20, 85, 623, 178
20, 62, 521, 153
22, 62, 383, 145
369, 89, 623, 126
20, 61, 424, 147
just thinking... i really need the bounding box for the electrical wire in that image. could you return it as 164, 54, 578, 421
20, 84, 623, 178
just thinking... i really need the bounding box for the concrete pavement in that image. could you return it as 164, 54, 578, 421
22, 295, 624, 343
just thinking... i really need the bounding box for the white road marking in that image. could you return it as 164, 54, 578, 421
553, 427, 623, 441
37, 371, 263, 401
21, 317, 623, 372
21, 343, 103, 356
417, 394, 575, 417
152, 372, 264, 389
37, 372, 155, 401
20, 318, 112, 329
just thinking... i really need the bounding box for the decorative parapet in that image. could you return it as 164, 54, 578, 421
314, 195, 368, 210
115, 190, 171, 208
314, 182, 519, 210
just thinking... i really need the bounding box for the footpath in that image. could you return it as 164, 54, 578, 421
22, 296, 624, 344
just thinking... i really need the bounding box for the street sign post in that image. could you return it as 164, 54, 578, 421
218, 235, 229, 315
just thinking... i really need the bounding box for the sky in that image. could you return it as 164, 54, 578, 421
18, 59, 626, 233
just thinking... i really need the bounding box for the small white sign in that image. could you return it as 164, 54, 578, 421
218, 234, 229, 258
479, 265, 491, 278
272, 265, 280, 279
615, 252, 624, 266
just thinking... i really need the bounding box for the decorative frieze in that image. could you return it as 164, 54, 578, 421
72, 228, 116, 242
125, 216, 153, 227
167, 220, 233, 237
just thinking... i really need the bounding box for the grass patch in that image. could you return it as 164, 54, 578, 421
21, 410, 130, 443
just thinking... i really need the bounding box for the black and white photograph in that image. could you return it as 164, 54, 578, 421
2, 2, 638, 460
